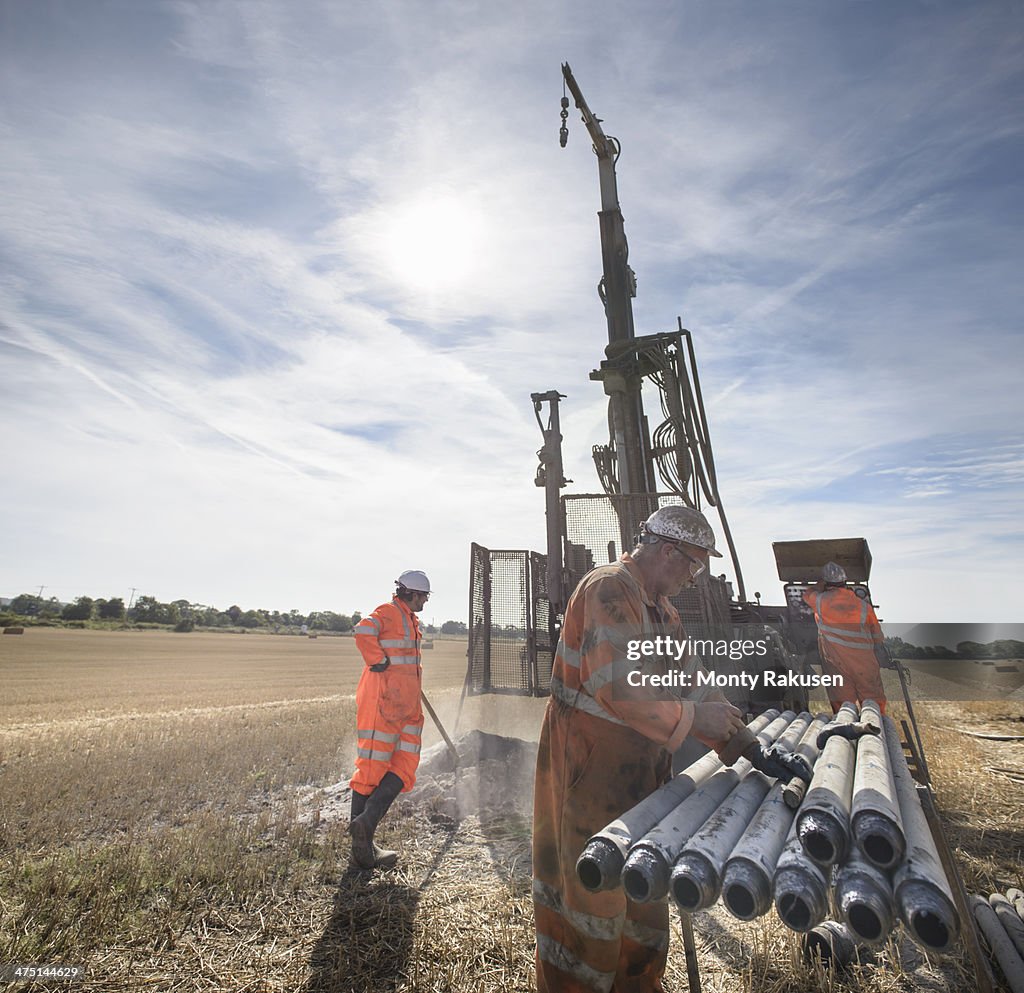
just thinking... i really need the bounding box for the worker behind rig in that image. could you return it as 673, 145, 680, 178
803, 561, 888, 715
348, 569, 430, 870
532, 506, 746, 993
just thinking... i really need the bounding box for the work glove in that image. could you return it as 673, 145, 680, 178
719, 724, 813, 783
369, 657, 391, 673
751, 741, 813, 783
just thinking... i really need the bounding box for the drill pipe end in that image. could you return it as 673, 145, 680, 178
852, 809, 906, 871
836, 872, 895, 948
898, 879, 960, 953
622, 847, 670, 904
575, 837, 625, 893
670, 852, 718, 913
774, 866, 829, 933
797, 808, 849, 868
722, 858, 772, 921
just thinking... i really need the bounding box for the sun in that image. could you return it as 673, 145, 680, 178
377, 191, 485, 294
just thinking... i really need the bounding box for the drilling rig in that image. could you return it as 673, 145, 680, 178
464, 65, 876, 716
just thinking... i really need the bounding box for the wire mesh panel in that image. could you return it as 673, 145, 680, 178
467, 543, 551, 696
530, 550, 555, 694
562, 493, 732, 638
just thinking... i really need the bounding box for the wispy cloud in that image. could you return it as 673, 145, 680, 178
0, 0, 1021, 623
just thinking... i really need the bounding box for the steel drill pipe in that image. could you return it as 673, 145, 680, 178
773, 816, 830, 932
804, 920, 862, 969
621, 711, 797, 904
797, 702, 859, 867
991, 893, 1024, 960
850, 699, 905, 871
834, 851, 895, 948
575, 710, 781, 892
783, 711, 834, 809
671, 768, 773, 913
671, 714, 813, 913
885, 716, 961, 953
971, 895, 1024, 993
722, 715, 830, 921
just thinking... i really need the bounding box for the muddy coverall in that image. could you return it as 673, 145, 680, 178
803, 586, 887, 715
351, 597, 423, 794
532, 553, 720, 993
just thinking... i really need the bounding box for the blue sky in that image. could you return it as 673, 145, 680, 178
1, 0, 1021, 625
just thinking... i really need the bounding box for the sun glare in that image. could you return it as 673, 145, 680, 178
378, 193, 485, 294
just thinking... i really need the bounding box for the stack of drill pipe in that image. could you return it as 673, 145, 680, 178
575, 709, 781, 892
971, 895, 1024, 993
670, 713, 813, 914
721, 713, 831, 921
884, 714, 961, 953
851, 699, 905, 871
621, 710, 798, 904
796, 702, 860, 868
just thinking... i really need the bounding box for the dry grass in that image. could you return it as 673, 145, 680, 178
0, 631, 1021, 991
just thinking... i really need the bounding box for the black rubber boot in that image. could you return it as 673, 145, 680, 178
348, 772, 404, 870
350, 790, 369, 822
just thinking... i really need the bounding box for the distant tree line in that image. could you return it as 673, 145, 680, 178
1, 592, 470, 636
1, 592, 364, 633
885, 636, 1024, 660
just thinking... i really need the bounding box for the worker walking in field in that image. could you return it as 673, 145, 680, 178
803, 561, 887, 715
532, 506, 747, 993
349, 570, 430, 870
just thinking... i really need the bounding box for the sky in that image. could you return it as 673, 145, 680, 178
1, 0, 1021, 627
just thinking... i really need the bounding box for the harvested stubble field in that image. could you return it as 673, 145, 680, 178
0, 629, 1021, 992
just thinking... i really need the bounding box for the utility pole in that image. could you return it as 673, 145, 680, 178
127, 587, 137, 611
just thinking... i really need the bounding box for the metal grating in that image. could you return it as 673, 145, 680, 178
467, 543, 552, 696
562, 493, 732, 639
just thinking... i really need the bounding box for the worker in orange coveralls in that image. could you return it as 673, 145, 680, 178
348, 569, 430, 870
803, 561, 887, 715
532, 506, 747, 993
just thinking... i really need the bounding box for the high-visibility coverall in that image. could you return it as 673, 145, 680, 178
532, 553, 719, 993
351, 597, 423, 795
803, 586, 887, 715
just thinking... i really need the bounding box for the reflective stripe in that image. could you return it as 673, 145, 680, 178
816, 620, 874, 641
392, 599, 413, 640
588, 624, 633, 650
556, 640, 582, 669
401, 724, 422, 736
550, 676, 627, 727
380, 638, 418, 649
622, 917, 669, 952
582, 658, 638, 696
536, 933, 615, 992
397, 740, 421, 753
820, 631, 877, 650
357, 729, 399, 743
387, 656, 420, 665
357, 746, 393, 762
533, 878, 625, 940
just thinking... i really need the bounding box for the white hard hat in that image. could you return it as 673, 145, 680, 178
822, 561, 847, 583
641, 505, 723, 557
396, 570, 431, 593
